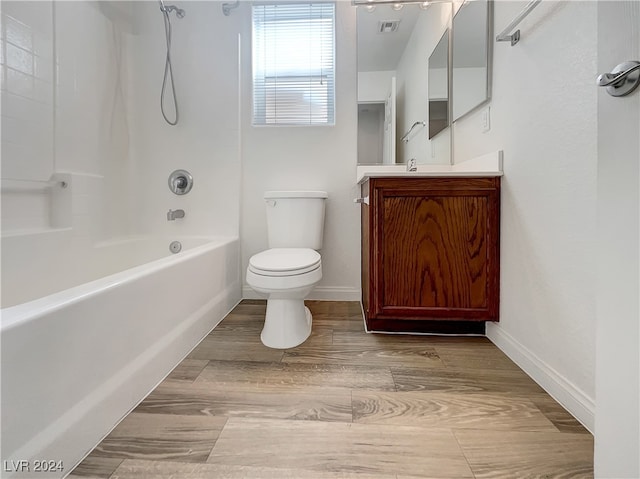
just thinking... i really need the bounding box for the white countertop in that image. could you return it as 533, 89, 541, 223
356, 151, 504, 184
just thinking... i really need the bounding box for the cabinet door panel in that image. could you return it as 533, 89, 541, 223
381, 194, 488, 309
362, 177, 500, 331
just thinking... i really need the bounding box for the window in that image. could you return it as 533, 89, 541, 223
252, 3, 335, 126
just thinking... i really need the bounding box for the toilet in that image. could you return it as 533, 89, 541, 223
246, 191, 328, 349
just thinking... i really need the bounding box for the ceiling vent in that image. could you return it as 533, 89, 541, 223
378, 20, 400, 34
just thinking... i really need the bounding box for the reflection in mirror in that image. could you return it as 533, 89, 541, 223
452, 0, 492, 121
428, 30, 449, 139
358, 103, 385, 165
357, 2, 452, 165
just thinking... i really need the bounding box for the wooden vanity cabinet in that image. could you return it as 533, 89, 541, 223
361, 176, 500, 333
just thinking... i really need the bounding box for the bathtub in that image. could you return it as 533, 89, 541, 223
0, 236, 241, 478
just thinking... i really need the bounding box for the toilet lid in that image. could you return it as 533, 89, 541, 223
249, 248, 321, 276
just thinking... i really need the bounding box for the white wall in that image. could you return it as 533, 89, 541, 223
455, 1, 598, 430
241, 1, 360, 301
594, 1, 639, 476
395, 3, 451, 165
357, 70, 395, 102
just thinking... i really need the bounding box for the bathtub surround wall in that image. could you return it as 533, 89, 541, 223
1, 1, 135, 307
453, 1, 597, 430
0, 1, 54, 186
1, 1, 242, 475
240, 1, 361, 301
1, 1, 243, 303
55, 2, 135, 242
1, 0, 243, 258
127, 1, 241, 239
1, 1, 138, 308
2, 1, 136, 237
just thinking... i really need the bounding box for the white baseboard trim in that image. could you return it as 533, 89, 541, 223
308, 286, 361, 301
242, 285, 361, 302
486, 322, 595, 433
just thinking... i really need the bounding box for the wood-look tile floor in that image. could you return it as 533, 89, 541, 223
70, 300, 593, 479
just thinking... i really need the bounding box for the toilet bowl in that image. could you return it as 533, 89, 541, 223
246, 191, 327, 349
246, 248, 322, 348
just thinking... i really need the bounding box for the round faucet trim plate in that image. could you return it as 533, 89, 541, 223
168, 169, 193, 195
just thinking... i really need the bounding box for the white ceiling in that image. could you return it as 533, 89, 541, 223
356, 4, 421, 72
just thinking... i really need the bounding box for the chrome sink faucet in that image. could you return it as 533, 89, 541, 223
167, 209, 185, 221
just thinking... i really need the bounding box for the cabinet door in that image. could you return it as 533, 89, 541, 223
369, 178, 500, 322
361, 181, 371, 317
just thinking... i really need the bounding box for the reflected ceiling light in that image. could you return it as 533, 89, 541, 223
392, 3, 404, 10
419, 1, 431, 9
366, 4, 376, 12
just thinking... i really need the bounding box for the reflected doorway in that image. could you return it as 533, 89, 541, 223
358, 103, 385, 165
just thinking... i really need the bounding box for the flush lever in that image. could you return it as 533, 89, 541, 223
596, 61, 640, 97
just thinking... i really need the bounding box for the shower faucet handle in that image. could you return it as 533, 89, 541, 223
173, 176, 187, 189
168, 169, 193, 195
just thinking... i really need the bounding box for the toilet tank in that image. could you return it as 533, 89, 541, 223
264, 191, 328, 249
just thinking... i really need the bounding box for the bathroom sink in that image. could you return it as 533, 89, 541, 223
356, 150, 503, 184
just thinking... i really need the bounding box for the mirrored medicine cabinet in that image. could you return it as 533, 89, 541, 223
452, 0, 492, 121
356, 0, 493, 166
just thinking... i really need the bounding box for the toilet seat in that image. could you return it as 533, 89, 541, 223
249, 248, 321, 277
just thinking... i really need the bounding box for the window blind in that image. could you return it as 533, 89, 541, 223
252, 3, 335, 126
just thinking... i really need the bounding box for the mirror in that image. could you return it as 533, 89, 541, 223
428, 30, 449, 139
452, 0, 492, 121
357, 3, 452, 165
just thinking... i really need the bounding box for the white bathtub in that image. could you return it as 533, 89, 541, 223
0, 236, 241, 478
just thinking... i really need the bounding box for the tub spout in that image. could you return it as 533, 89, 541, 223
167, 209, 185, 221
